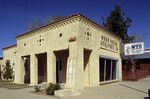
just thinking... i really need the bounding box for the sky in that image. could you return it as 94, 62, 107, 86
0, 0, 150, 57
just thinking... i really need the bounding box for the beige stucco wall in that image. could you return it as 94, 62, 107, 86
78, 17, 122, 87
16, 19, 79, 56
14, 16, 80, 84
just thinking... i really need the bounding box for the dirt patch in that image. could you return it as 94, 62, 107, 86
0, 80, 32, 89
31, 89, 48, 96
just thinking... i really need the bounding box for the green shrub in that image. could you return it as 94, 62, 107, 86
34, 85, 41, 92
3, 60, 14, 80
45, 83, 61, 95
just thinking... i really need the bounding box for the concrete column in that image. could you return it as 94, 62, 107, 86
89, 50, 99, 86
75, 46, 84, 90
47, 51, 55, 83
14, 55, 24, 84
30, 54, 38, 85
65, 42, 77, 88
118, 58, 122, 81
65, 42, 84, 90
118, 41, 122, 81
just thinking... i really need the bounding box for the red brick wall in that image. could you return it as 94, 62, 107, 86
140, 63, 150, 75
122, 62, 150, 80
136, 70, 149, 80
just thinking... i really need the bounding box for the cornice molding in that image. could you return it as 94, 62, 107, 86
78, 16, 121, 41
16, 16, 79, 40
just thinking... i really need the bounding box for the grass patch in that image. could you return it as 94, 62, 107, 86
0, 80, 32, 89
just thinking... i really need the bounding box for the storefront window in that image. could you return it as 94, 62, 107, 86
112, 60, 117, 80
100, 58, 105, 81
100, 58, 118, 82
106, 59, 111, 81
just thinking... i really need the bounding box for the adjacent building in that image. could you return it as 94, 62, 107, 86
122, 49, 150, 80
1, 14, 122, 96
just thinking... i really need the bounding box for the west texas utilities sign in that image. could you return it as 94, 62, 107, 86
124, 42, 144, 55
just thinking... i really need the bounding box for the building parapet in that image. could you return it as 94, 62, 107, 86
15, 13, 121, 41
2, 44, 17, 50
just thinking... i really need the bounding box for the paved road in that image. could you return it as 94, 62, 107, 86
0, 77, 150, 99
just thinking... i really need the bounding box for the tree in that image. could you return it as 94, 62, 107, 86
44, 16, 65, 24
27, 17, 42, 31
2, 60, 14, 80
131, 34, 144, 43
102, 5, 144, 80
102, 5, 133, 43
27, 16, 65, 31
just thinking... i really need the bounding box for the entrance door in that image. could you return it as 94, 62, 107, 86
23, 56, 30, 84
56, 60, 62, 83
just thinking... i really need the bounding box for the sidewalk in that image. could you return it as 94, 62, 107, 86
0, 77, 149, 99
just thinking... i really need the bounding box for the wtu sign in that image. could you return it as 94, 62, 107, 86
124, 42, 144, 55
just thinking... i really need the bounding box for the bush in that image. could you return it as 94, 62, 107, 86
3, 60, 14, 80
34, 85, 41, 92
46, 83, 61, 95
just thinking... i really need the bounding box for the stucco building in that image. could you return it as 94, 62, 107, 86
1, 14, 122, 96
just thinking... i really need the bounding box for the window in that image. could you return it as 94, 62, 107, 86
99, 58, 118, 82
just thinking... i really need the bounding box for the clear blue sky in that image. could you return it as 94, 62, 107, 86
0, 0, 150, 57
